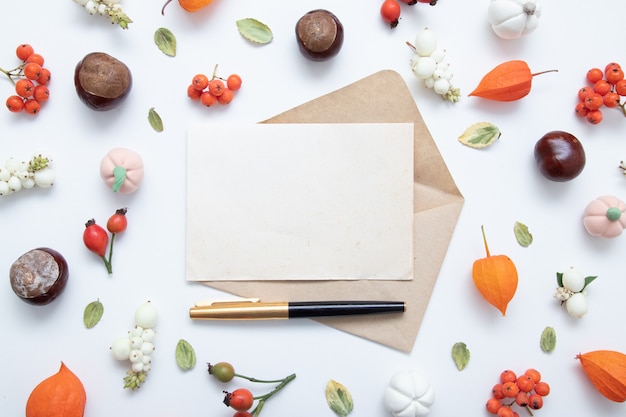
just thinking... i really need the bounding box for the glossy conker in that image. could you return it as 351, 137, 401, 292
534, 131, 586, 182
9, 247, 69, 305
295, 9, 344, 61
74, 52, 132, 111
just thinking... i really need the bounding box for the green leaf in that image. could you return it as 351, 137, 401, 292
325, 379, 354, 417
513, 221, 533, 247
154, 27, 177, 57
236, 18, 273, 44
458, 122, 501, 149
556, 272, 564, 288
83, 299, 104, 329
583, 275, 598, 290
175, 339, 196, 371
451, 342, 470, 371
540, 326, 556, 353
148, 107, 163, 132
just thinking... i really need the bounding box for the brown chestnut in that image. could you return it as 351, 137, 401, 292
534, 130, 586, 182
74, 52, 132, 111
295, 9, 344, 61
9, 247, 69, 305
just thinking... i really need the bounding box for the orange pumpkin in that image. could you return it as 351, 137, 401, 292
582, 195, 626, 238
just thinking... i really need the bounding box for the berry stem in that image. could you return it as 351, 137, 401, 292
234, 373, 289, 384
101, 255, 112, 274
249, 373, 296, 416
107, 233, 116, 273
0, 63, 26, 86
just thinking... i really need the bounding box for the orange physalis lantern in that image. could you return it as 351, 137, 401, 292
471, 225, 518, 315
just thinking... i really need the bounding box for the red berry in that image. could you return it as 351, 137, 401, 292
575, 101, 589, 117
23, 62, 42, 81
26, 53, 44, 66
224, 388, 254, 412
83, 219, 109, 257
528, 393, 543, 410
500, 370, 517, 384
107, 208, 128, 234
227, 74, 242, 91
603, 91, 620, 108
33, 85, 50, 103
6, 95, 25, 112
534, 381, 550, 396
380, 0, 401, 28
586, 67, 604, 84
15, 79, 35, 98
187, 84, 202, 100
586, 109, 603, 124
37, 68, 51, 85
23, 98, 40, 115
16, 44, 34, 61
200, 91, 217, 107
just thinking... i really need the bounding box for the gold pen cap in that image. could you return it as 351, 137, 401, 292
189, 299, 289, 320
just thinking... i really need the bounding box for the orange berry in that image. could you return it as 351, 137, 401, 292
606, 67, 625, 85
23, 62, 42, 81
16, 44, 34, 61
586, 67, 604, 84
15, 78, 35, 98
584, 93, 603, 110
501, 381, 519, 398
586, 109, 603, 124
615, 79, 626, 96
534, 381, 550, 396
524, 369, 541, 384
192, 74, 209, 91
26, 53, 44, 66
500, 370, 517, 384
217, 88, 234, 105
515, 391, 529, 407
33, 85, 50, 102
575, 101, 589, 117
486, 397, 502, 414
516, 375, 535, 392
528, 393, 543, 410
227, 74, 242, 91
200, 91, 217, 107
492, 383, 505, 399
208, 79, 225, 96
187, 84, 202, 100
6, 95, 25, 112
23, 98, 40, 115
497, 405, 515, 417
593, 79, 612, 96
37, 67, 51, 85
603, 91, 620, 108
578, 86, 594, 101
605, 62, 621, 73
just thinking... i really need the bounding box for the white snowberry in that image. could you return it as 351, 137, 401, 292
561, 267, 585, 292
413, 28, 438, 57
111, 337, 132, 360
135, 300, 158, 329
565, 292, 588, 318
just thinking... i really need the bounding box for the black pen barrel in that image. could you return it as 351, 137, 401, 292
288, 301, 405, 318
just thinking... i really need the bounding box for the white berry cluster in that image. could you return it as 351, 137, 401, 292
110, 301, 158, 390
0, 154, 54, 196
72, 0, 133, 29
409, 27, 460, 103
554, 267, 596, 318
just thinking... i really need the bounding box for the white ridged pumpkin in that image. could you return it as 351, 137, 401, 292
488, 0, 542, 39
383, 370, 434, 417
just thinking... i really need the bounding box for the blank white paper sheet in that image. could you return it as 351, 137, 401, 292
185, 123, 414, 281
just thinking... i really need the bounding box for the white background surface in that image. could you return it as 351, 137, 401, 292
1, 1, 626, 416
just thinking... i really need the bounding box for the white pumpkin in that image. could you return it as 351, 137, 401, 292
488, 0, 542, 39
384, 370, 434, 417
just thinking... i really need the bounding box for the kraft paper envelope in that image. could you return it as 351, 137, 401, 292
195, 70, 464, 352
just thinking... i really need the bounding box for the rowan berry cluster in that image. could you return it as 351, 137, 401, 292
187, 65, 242, 108
486, 369, 550, 417
208, 362, 295, 417
576, 62, 626, 124
2, 44, 51, 115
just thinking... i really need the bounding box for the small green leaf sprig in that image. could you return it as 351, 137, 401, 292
207, 362, 296, 417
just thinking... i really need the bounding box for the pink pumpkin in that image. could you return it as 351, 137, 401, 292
582, 195, 626, 238
100, 147, 144, 193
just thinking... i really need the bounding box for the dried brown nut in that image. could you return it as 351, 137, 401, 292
10, 247, 69, 305
74, 52, 132, 111
295, 9, 344, 61
534, 131, 586, 182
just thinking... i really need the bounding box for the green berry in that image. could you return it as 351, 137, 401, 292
208, 362, 235, 382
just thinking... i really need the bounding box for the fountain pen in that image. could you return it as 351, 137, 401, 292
189, 299, 405, 320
